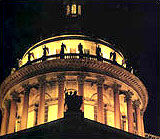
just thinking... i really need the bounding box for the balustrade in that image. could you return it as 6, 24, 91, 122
20, 53, 129, 73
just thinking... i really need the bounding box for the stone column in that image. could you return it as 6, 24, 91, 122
125, 90, 134, 133
0, 100, 10, 135
77, 75, 85, 111
113, 83, 121, 129
8, 91, 20, 134
57, 75, 65, 119
21, 84, 30, 130
8, 99, 16, 134
141, 111, 145, 137
133, 99, 142, 136
97, 77, 104, 124
37, 76, 46, 125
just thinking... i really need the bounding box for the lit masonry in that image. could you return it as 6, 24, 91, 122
0, 0, 148, 138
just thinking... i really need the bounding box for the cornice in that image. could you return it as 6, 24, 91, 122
0, 59, 148, 112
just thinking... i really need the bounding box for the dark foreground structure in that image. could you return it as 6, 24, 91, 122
1, 111, 144, 139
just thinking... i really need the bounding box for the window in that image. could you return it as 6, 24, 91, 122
84, 49, 90, 55
27, 111, 35, 128
66, 5, 70, 15
15, 119, 20, 132
78, 5, 81, 15
84, 105, 94, 120
122, 120, 126, 130
121, 115, 126, 131
34, 104, 38, 126
44, 105, 48, 123
56, 49, 60, 54
56, 49, 60, 59
48, 105, 58, 122
70, 48, 76, 53
71, 4, 77, 14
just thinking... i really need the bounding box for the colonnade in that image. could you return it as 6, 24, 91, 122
0, 75, 144, 137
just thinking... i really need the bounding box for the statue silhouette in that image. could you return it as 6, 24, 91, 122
28, 52, 34, 63
60, 43, 67, 59
96, 45, 102, 61
110, 51, 116, 63
112, 52, 116, 62
43, 45, 49, 56
42, 45, 49, 61
78, 43, 83, 58
64, 90, 83, 112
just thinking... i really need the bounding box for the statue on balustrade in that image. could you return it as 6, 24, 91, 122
78, 43, 83, 58
96, 45, 102, 61
42, 45, 49, 61
64, 90, 83, 112
27, 52, 35, 63
60, 43, 67, 59
110, 51, 116, 63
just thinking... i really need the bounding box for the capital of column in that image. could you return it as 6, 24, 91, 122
77, 75, 85, 84
96, 77, 105, 87
112, 83, 121, 94
10, 90, 20, 102
124, 90, 133, 102
133, 99, 141, 108
4, 99, 10, 107
104, 84, 111, 90
57, 74, 65, 83
22, 83, 32, 94
37, 75, 46, 86
2, 99, 10, 111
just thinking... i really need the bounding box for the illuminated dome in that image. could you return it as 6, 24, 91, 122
0, 0, 148, 138
19, 34, 125, 67
0, 32, 148, 137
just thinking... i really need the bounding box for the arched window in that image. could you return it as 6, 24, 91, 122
71, 4, 77, 14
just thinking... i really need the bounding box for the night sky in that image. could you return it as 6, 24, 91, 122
0, 0, 159, 136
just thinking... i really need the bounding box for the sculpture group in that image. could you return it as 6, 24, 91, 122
64, 90, 83, 112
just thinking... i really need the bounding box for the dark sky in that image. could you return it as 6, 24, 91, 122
0, 0, 159, 136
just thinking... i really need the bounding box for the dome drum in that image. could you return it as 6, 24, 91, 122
0, 55, 147, 137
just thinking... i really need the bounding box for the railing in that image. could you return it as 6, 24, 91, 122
20, 53, 133, 73
145, 133, 160, 139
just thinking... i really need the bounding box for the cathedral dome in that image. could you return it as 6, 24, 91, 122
19, 33, 125, 68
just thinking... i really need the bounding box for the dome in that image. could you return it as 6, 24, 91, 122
0, 32, 148, 137
19, 33, 125, 68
